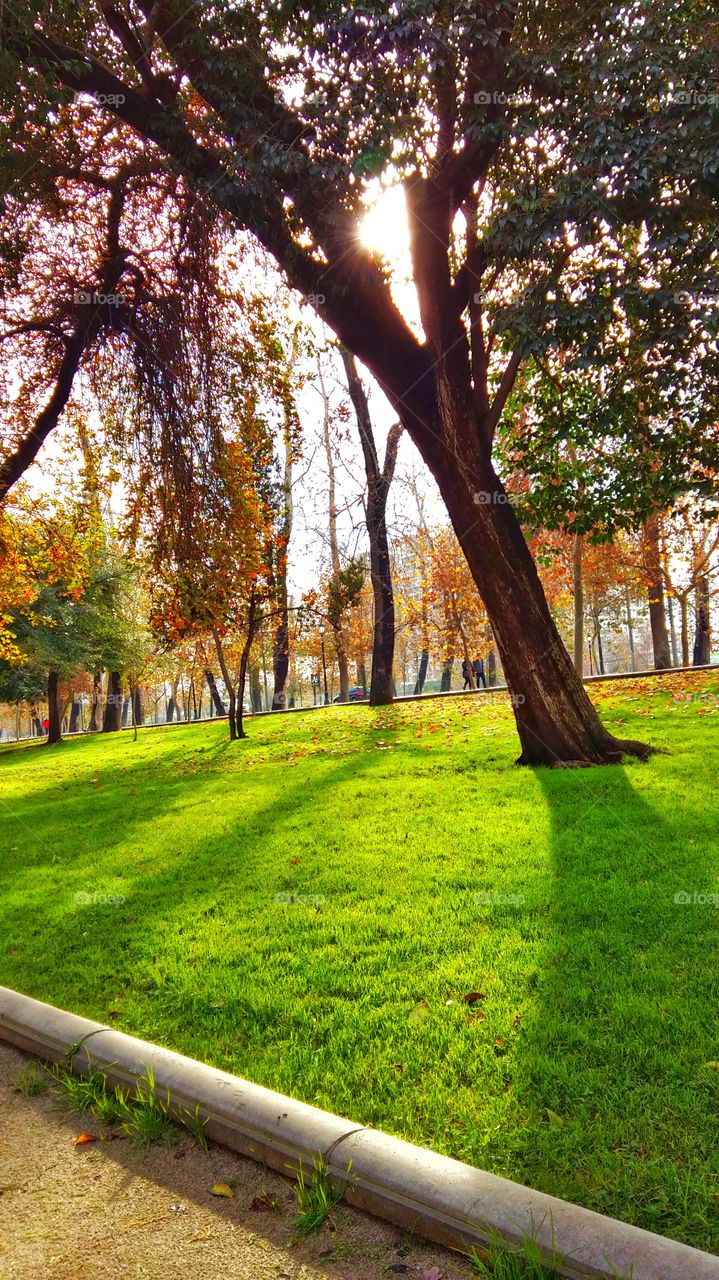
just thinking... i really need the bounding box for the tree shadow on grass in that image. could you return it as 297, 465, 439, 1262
504, 759, 719, 1253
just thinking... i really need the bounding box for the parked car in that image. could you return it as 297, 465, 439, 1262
333, 686, 368, 703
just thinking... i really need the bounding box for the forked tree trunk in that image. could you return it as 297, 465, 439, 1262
212, 630, 236, 741
46, 671, 62, 745
235, 594, 259, 740
340, 348, 402, 706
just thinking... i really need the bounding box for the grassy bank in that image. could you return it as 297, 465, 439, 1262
1, 672, 718, 1251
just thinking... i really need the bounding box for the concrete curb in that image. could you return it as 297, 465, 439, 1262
1, 987, 717, 1279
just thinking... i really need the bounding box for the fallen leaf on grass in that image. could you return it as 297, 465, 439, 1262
462, 991, 485, 1005
73, 1133, 96, 1145
703, 1061, 719, 1070
210, 1183, 234, 1198
408, 1000, 429, 1023
545, 1108, 565, 1128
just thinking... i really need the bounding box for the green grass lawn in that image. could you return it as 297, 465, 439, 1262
1, 674, 718, 1253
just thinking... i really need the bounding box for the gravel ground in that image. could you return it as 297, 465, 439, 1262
0, 1042, 477, 1280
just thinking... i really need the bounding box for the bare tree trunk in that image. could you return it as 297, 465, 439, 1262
667, 596, 680, 667
236, 592, 259, 739
320, 364, 350, 704
89, 671, 103, 731
680, 595, 690, 666
205, 669, 226, 716
340, 348, 402, 706
642, 516, 671, 669
573, 533, 584, 676
212, 630, 236, 741
413, 649, 429, 695
46, 671, 62, 745
625, 587, 636, 672
272, 419, 294, 709
102, 671, 123, 732
693, 577, 711, 665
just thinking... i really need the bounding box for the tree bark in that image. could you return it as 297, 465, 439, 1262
69, 698, 82, 734
204, 668, 226, 716
573, 533, 584, 676
680, 595, 690, 667
625, 587, 636, 672
429, 451, 650, 763
88, 671, 103, 731
46, 671, 62, 745
487, 646, 497, 687
235, 592, 259, 739
693, 577, 711, 665
667, 596, 680, 667
413, 649, 429, 695
133, 685, 144, 725
212, 630, 236, 741
272, 419, 294, 709
102, 671, 123, 732
642, 516, 672, 669
340, 348, 402, 706
249, 664, 262, 713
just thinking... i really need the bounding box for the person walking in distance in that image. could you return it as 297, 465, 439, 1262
474, 656, 486, 689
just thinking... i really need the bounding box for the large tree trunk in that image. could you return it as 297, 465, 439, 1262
102, 671, 123, 732
642, 516, 672, 669
693, 578, 711, 665
205, 668, 226, 716
46, 671, 62, 745
573, 533, 584, 676
429, 452, 651, 764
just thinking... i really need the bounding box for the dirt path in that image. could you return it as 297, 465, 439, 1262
0, 1043, 477, 1280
